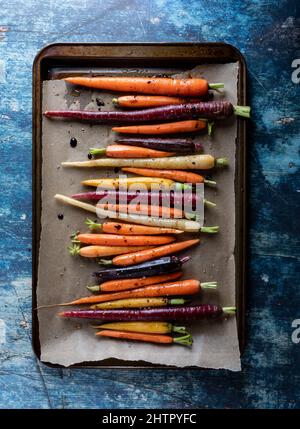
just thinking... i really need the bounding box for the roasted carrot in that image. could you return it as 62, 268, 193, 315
75, 233, 175, 246
61, 154, 228, 170
45, 101, 250, 122
122, 167, 211, 184
92, 321, 189, 335
64, 76, 223, 96
96, 330, 193, 346
85, 219, 184, 235
68, 244, 153, 258
40, 280, 217, 308
90, 144, 174, 158
92, 256, 189, 281
59, 305, 235, 321
74, 192, 214, 210
96, 203, 187, 219
81, 176, 188, 191
55, 194, 204, 232
113, 95, 207, 108
90, 297, 186, 309
112, 119, 211, 135
87, 271, 183, 293
111, 239, 200, 266
115, 136, 203, 153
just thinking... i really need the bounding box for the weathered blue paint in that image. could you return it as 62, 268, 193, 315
0, 0, 299, 409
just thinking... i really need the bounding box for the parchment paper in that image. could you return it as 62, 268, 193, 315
38, 63, 241, 370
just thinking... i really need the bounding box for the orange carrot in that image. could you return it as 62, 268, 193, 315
96, 330, 193, 346
40, 279, 217, 310
98, 221, 184, 235
64, 76, 222, 96
88, 271, 183, 293
122, 167, 205, 184
112, 119, 208, 135
97, 203, 185, 219
96, 329, 172, 344
112, 239, 200, 266
96, 330, 172, 344
90, 144, 174, 158
113, 95, 203, 108
69, 244, 153, 258
76, 233, 175, 246
63, 279, 203, 306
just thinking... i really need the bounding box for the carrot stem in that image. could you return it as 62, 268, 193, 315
85, 219, 103, 231
203, 199, 216, 208
204, 179, 216, 186
207, 121, 214, 136
223, 306, 236, 315
68, 244, 81, 255
200, 281, 218, 289
234, 105, 251, 118
208, 83, 224, 90
173, 334, 193, 347
87, 285, 101, 293
172, 325, 189, 334
89, 148, 106, 156
215, 158, 229, 167
169, 298, 186, 305
199, 226, 219, 234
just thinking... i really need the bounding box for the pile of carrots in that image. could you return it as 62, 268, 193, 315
42, 73, 248, 347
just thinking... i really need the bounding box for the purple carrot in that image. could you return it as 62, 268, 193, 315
44, 101, 250, 123
115, 137, 203, 153
59, 305, 236, 321
92, 256, 190, 281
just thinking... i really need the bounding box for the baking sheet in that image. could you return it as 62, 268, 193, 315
37, 63, 241, 370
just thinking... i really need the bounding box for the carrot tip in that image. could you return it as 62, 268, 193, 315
58, 312, 66, 317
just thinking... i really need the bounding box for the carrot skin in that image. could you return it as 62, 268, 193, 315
94, 321, 174, 334
76, 234, 175, 246
112, 120, 207, 135
101, 222, 183, 236
65, 76, 210, 96
79, 245, 153, 258
90, 297, 171, 309
96, 330, 173, 344
96, 203, 184, 219
69, 279, 200, 305
122, 167, 205, 184
59, 304, 224, 321
112, 239, 200, 266
114, 95, 212, 108
115, 137, 203, 153
97, 271, 182, 292
105, 144, 173, 158
93, 256, 190, 281
44, 101, 234, 123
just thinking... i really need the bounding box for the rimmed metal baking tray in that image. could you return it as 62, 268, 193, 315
32, 43, 247, 368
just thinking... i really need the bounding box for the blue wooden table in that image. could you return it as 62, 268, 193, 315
0, 0, 299, 409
